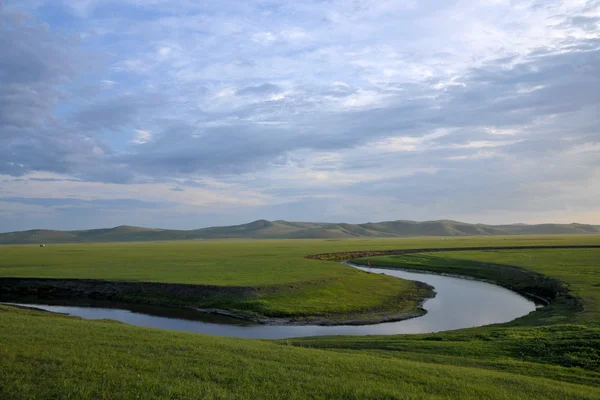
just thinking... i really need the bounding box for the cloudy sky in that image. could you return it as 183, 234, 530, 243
1, 0, 599, 231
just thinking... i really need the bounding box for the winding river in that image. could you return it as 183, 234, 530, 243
4, 264, 538, 339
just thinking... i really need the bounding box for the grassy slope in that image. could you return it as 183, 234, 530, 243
350, 248, 600, 326
1, 305, 599, 400
290, 248, 600, 383
2, 220, 600, 243
1, 236, 600, 398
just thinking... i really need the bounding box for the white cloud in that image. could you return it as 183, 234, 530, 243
370, 136, 421, 152
1, 174, 270, 208
252, 32, 276, 44
452, 140, 520, 149
565, 142, 600, 155
484, 127, 521, 136
446, 151, 497, 161
131, 129, 152, 144
367, 129, 455, 152
101, 80, 117, 88
280, 28, 309, 41
341, 90, 384, 109
113, 59, 151, 74
158, 47, 172, 57
3, 0, 600, 228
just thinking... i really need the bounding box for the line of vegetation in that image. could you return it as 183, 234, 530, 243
307, 244, 600, 262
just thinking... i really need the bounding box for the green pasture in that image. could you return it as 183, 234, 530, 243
1, 234, 599, 284
1, 305, 598, 400
1, 235, 600, 398
351, 248, 600, 326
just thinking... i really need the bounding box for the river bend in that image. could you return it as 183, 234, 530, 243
3, 264, 538, 339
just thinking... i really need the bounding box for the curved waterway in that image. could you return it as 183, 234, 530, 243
4, 264, 538, 339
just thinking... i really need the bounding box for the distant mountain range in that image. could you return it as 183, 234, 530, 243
1, 219, 599, 244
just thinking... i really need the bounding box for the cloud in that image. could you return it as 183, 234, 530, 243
563, 16, 600, 32
445, 151, 497, 161
71, 93, 166, 131
0, 5, 108, 179
131, 129, 152, 144
236, 83, 283, 96
0, 196, 164, 209
1, 0, 600, 229
251, 32, 276, 45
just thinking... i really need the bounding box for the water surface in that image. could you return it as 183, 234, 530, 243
4, 264, 538, 339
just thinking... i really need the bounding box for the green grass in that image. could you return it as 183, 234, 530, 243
288, 247, 600, 382
1, 305, 599, 400
351, 248, 600, 326
0, 240, 346, 285
1, 236, 600, 398
1, 236, 598, 319
0, 240, 436, 320
2, 235, 600, 284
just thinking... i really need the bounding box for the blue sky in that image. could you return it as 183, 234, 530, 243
1, 0, 600, 231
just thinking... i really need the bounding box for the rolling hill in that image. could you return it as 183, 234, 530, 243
1, 219, 600, 244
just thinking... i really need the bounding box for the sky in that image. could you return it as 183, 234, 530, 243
1, 0, 600, 232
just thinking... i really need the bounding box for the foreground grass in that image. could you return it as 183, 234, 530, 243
287, 324, 600, 386
1, 305, 599, 400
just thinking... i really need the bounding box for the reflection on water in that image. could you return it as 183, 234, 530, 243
3, 264, 537, 339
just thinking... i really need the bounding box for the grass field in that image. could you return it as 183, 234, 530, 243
350, 248, 600, 326
1, 235, 600, 398
3, 235, 600, 284
0, 240, 437, 321
0, 236, 597, 319
1, 305, 599, 400
292, 247, 600, 375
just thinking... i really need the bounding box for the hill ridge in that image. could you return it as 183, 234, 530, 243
1, 219, 600, 244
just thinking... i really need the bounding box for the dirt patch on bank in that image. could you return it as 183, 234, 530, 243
0, 277, 256, 308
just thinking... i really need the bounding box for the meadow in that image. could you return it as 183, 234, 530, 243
1, 235, 600, 398
0, 240, 436, 321
350, 248, 600, 326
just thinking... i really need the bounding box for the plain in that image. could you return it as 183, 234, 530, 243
1, 235, 599, 399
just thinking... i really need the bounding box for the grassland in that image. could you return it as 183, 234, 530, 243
1, 236, 598, 320
293, 247, 600, 374
0, 240, 435, 322
3, 235, 600, 283
349, 248, 600, 326
1, 235, 600, 398
1, 304, 599, 400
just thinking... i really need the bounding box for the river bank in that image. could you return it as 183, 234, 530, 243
0, 273, 434, 326
0, 265, 537, 338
